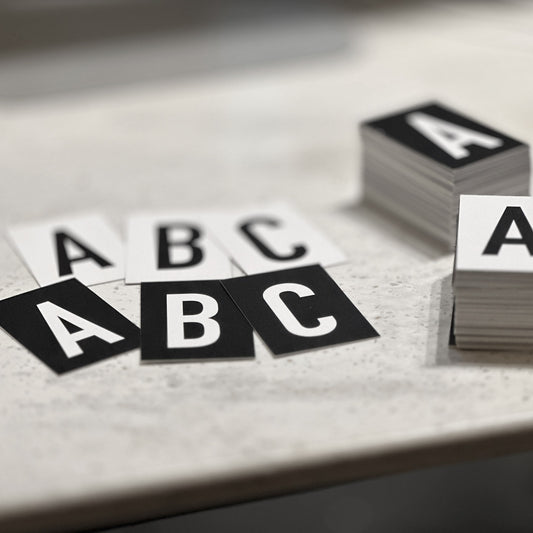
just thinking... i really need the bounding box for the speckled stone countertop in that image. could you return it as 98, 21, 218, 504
2, 2, 533, 531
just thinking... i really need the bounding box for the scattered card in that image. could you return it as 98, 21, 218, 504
8, 213, 125, 286
0, 279, 139, 374
126, 212, 232, 284
222, 264, 378, 355
206, 201, 346, 275
141, 280, 254, 362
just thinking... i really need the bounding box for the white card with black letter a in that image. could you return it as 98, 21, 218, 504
0, 279, 139, 374
222, 265, 378, 355
456, 195, 533, 273
206, 202, 346, 275
8, 213, 125, 286
141, 281, 254, 361
126, 212, 232, 283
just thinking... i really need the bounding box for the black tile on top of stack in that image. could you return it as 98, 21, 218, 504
361, 102, 530, 249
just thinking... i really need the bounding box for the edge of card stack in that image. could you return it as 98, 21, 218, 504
454, 195, 533, 351
361, 103, 530, 250
454, 271, 533, 350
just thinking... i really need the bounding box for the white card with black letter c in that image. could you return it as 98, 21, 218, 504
456, 195, 533, 273
206, 201, 347, 275
126, 212, 232, 283
8, 213, 125, 286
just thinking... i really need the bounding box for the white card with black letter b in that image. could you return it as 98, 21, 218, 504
8, 213, 125, 286
456, 195, 533, 273
207, 202, 346, 275
222, 265, 378, 355
141, 281, 254, 362
0, 279, 139, 374
126, 212, 232, 283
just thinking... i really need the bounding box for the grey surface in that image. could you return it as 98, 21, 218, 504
102, 449, 533, 533
2, 1, 533, 531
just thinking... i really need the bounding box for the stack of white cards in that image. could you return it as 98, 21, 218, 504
454, 195, 533, 350
362, 102, 530, 249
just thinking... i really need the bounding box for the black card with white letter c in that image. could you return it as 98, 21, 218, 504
141, 280, 255, 362
0, 279, 139, 374
222, 265, 379, 355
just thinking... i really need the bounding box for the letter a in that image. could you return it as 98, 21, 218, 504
483, 206, 533, 255
37, 301, 124, 358
406, 112, 503, 159
55, 231, 113, 277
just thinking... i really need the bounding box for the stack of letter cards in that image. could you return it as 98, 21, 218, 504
361, 102, 530, 248
1, 202, 379, 374
454, 195, 533, 350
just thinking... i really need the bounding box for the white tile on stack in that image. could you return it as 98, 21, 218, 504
361, 102, 530, 249
454, 195, 533, 350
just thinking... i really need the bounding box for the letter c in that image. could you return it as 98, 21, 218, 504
263, 283, 336, 337
240, 217, 306, 261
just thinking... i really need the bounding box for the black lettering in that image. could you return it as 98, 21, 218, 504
55, 231, 112, 277
157, 224, 203, 269
483, 206, 533, 255
240, 217, 306, 261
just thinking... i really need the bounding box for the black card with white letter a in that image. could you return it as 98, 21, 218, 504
141, 281, 254, 361
222, 265, 379, 355
0, 279, 139, 374
364, 101, 524, 168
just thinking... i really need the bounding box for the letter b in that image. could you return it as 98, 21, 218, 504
140, 281, 255, 361
166, 293, 220, 348
157, 224, 203, 269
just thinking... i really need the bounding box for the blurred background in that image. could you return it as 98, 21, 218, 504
3, 0, 533, 531
0, 0, 351, 99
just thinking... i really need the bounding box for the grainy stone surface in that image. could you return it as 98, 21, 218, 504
2, 1, 533, 527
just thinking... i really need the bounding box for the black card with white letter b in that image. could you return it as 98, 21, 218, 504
141, 281, 255, 362
364, 102, 524, 168
222, 265, 379, 355
0, 279, 139, 374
